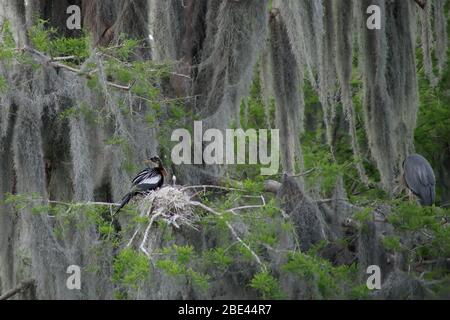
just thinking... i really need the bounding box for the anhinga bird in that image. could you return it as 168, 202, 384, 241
403, 154, 436, 206
115, 156, 167, 214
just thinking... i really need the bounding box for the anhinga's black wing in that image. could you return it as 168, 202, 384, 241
131, 168, 162, 188
115, 168, 164, 214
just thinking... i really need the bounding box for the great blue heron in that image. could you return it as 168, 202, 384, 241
115, 156, 167, 214
403, 154, 436, 206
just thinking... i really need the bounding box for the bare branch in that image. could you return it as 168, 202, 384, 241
48, 200, 120, 207
51, 55, 77, 61
140, 212, 162, 257
225, 221, 265, 270
190, 199, 265, 270
50, 61, 82, 73
18, 46, 133, 90
0, 280, 35, 300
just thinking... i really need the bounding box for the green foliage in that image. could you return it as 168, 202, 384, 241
113, 248, 149, 290
387, 202, 450, 290
4, 193, 42, 211
0, 75, 7, 92
249, 271, 283, 300
114, 35, 140, 60
302, 142, 347, 195
306, 240, 329, 256
32, 27, 171, 177
388, 202, 442, 232
282, 252, 361, 299
234, 67, 278, 179
51, 36, 89, 61
0, 20, 16, 50
58, 103, 98, 123
350, 188, 388, 204
28, 19, 54, 52
244, 214, 277, 248
262, 198, 281, 218
389, 202, 450, 257
354, 207, 372, 224
196, 188, 288, 291
382, 236, 402, 252
0, 20, 19, 67
3, 193, 122, 240
240, 69, 272, 129
301, 79, 374, 196
3, 11, 449, 299
155, 244, 211, 291
203, 247, 233, 271
28, 19, 88, 62
156, 259, 185, 276
35, 26, 174, 176
242, 179, 265, 193
3, 193, 145, 296
415, 72, 450, 160
348, 284, 371, 300
414, 9, 450, 204
173, 244, 194, 265
105, 136, 128, 146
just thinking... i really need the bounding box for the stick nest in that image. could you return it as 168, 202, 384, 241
137, 186, 198, 229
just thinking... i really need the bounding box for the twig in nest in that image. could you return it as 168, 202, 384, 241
128, 187, 198, 254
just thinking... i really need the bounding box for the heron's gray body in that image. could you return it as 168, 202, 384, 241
403, 154, 436, 206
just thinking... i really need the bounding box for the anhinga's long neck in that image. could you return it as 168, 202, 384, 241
154, 160, 167, 176
155, 160, 163, 169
